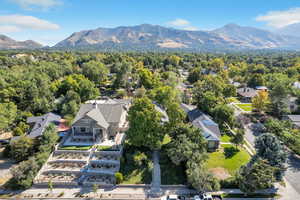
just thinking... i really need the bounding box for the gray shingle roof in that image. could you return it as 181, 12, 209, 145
86, 108, 109, 129
72, 99, 128, 127
237, 87, 257, 98
181, 103, 221, 141
26, 112, 61, 138
286, 115, 300, 122
153, 102, 169, 123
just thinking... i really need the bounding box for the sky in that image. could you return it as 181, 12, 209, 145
1, 0, 300, 46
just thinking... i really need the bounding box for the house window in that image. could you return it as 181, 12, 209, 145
80, 127, 87, 133
208, 141, 215, 148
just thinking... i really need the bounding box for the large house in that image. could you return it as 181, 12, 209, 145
181, 104, 221, 151
237, 87, 258, 102
64, 98, 130, 146
34, 98, 130, 186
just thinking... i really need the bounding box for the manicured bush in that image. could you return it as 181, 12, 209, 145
115, 172, 123, 184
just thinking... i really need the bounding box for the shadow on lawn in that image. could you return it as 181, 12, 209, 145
224, 146, 240, 159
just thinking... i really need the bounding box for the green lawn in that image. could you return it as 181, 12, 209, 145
235, 103, 253, 112
220, 134, 232, 143
58, 146, 92, 150
206, 144, 251, 176
226, 97, 241, 104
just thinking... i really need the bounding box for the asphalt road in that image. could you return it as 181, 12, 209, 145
243, 122, 300, 199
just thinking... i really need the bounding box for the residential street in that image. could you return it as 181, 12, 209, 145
243, 122, 300, 200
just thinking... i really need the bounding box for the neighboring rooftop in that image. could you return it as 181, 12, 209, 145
181, 103, 221, 141
153, 102, 169, 123
237, 87, 257, 98
27, 113, 61, 138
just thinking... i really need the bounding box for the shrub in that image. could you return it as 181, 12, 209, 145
220, 177, 238, 189
115, 172, 123, 184
58, 192, 64, 197
133, 151, 147, 166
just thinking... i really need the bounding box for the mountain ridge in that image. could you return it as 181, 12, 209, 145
0, 35, 43, 50
54, 24, 300, 51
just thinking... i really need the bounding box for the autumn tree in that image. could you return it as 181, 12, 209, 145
252, 90, 270, 113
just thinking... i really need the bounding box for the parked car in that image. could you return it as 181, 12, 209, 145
194, 193, 222, 200
161, 195, 186, 200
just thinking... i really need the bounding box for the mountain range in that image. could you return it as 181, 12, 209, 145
0, 35, 43, 50
1, 23, 300, 51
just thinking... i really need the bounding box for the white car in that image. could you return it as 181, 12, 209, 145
161, 195, 185, 200
194, 194, 214, 200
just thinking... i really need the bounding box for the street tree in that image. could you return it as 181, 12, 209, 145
127, 97, 164, 150
237, 159, 275, 195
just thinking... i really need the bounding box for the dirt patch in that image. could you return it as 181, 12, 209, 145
209, 167, 231, 180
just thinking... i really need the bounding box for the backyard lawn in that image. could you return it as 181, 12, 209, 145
220, 134, 232, 143
235, 103, 253, 112
205, 144, 251, 179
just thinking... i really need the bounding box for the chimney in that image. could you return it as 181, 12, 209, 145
93, 100, 97, 109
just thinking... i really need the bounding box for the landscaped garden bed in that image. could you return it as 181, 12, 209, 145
58, 146, 92, 151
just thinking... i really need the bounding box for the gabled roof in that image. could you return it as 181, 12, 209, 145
86, 108, 109, 129
286, 115, 300, 122
237, 87, 257, 98
72, 98, 128, 127
181, 103, 221, 141
26, 112, 61, 138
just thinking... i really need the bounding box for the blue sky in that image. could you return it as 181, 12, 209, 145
1, 0, 300, 46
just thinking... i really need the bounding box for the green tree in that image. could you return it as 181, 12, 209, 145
82, 60, 108, 84
92, 183, 98, 198
127, 97, 164, 150
48, 180, 53, 193
10, 136, 34, 162
254, 133, 287, 180
10, 157, 40, 189
237, 159, 275, 195
212, 104, 235, 129
56, 74, 99, 102
167, 124, 207, 165
0, 102, 17, 131
196, 91, 221, 114
230, 129, 244, 149
186, 161, 220, 192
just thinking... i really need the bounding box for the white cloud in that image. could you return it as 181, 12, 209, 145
168, 18, 190, 27
0, 14, 60, 30
183, 26, 199, 31
167, 18, 199, 31
256, 7, 300, 28
0, 25, 21, 33
10, 0, 62, 10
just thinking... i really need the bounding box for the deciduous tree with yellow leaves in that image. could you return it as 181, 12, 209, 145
252, 90, 270, 113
